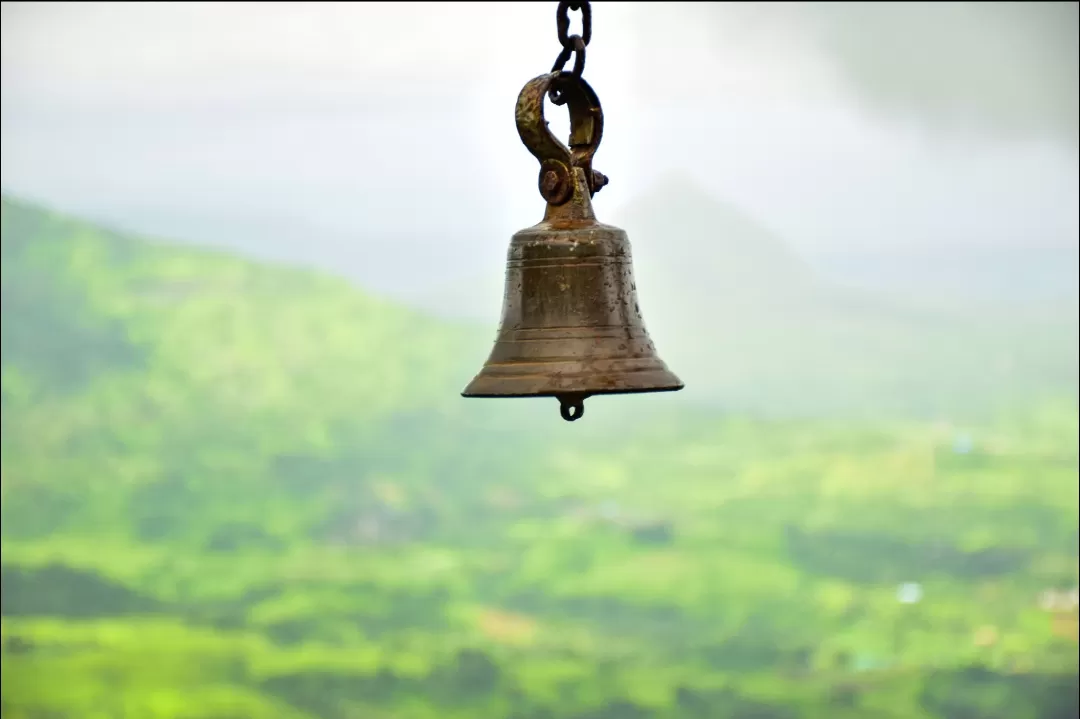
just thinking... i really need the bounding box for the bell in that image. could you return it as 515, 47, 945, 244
462, 71, 683, 421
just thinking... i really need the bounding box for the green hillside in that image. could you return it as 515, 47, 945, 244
1, 195, 1078, 719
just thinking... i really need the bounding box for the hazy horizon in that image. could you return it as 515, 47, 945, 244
2, 2, 1077, 300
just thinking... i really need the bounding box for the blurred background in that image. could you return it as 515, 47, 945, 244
1, 2, 1077, 718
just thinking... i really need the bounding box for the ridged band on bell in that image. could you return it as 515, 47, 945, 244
462, 71, 683, 411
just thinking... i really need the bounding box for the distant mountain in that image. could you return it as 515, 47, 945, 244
617, 171, 819, 300
412, 176, 1079, 420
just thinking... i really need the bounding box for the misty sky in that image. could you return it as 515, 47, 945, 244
2, 1, 1078, 291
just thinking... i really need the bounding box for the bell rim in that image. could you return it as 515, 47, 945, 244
460, 383, 684, 399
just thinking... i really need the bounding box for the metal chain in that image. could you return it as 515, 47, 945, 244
549, 0, 592, 103
551, 0, 591, 78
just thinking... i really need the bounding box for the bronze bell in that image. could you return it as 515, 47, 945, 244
462, 71, 683, 421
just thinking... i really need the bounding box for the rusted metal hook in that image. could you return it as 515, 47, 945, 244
514, 72, 609, 205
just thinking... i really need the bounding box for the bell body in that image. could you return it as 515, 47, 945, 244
461, 186, 683, 402
463, 72, 682, 418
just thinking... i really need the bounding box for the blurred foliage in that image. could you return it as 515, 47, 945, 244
1, 195, 1077, 719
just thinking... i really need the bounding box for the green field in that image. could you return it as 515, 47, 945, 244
1, 195, 1077, 719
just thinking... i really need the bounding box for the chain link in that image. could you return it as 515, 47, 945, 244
551, 35, 586, 78
550, 0, 592, 103
556, 0, 591, 49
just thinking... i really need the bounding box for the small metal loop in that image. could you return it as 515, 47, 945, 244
559, 396, 585, 422
556, 0, 591, 48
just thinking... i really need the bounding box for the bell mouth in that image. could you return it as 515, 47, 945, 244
459, 386, 684, 400
461, 359, 684, 422
460, 359, 684, 399
460, 385, 683, 422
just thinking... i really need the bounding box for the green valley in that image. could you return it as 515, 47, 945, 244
1, 195, 1077, 719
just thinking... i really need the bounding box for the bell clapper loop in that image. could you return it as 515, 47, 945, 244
558, 394, 586, 422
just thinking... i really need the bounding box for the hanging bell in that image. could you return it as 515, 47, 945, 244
461, 71, 683, 421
